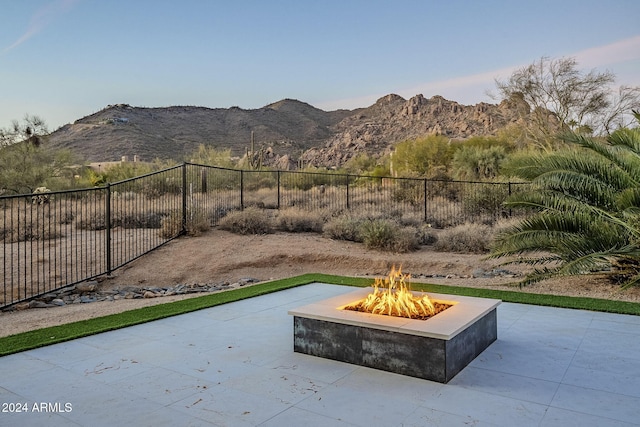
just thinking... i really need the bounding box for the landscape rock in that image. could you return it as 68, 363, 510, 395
4, 279, 264, 312
76, 281, 98, 293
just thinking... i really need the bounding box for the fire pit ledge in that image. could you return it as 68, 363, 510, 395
288, 287, 501, 383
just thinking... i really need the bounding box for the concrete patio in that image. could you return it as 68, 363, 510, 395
1, 283, 640, 426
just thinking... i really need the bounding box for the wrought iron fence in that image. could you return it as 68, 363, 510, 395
1, 162, 527, 308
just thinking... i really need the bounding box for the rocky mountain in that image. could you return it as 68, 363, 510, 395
47, 100, 352, 163
45, 94, 523, 168
299, 94, 522, 167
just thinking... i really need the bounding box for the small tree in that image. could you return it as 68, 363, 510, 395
187, 144, 234, 168
494, 56, 640, 149
0, 114, 49, 147
391, 135, 455, 178
0, 115, 78, 194
451, 136, 512, 181
0, 140, 76, 194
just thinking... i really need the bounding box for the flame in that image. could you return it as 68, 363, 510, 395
347, 266, 437, 319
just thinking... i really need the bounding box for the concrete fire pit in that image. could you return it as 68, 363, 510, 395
288, 287, 500, 383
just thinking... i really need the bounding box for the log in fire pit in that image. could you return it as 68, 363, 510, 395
288, 274, 500, 383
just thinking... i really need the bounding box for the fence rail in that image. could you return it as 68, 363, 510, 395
1, 163, 527, 308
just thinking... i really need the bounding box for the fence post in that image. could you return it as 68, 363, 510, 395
182, 163, 187, 234
346, 174, 350, 210
105, 183, 112, 276
423, 178, 428, 223
277, 170, 281, 210
508, 181, 512, 218
240, 170, 244, 210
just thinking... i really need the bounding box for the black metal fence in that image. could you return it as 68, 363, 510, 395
1, 162, 527, 308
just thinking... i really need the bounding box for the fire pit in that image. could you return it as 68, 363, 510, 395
288, 274, 500, 383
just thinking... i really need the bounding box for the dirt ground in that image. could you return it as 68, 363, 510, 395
2, 229, 639, 338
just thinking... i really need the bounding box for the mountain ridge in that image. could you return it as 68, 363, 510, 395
45, 94, 522, 167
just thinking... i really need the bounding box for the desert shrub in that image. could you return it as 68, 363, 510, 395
425, 196, 464, 228
359, 219, 419, 252
391, 227, 421, 252
282, 168, 342, 191
244, 187, 278, 209
451, 144, 507, 181
360, 219, 395, 250
1, 220, 64, 242
433, 222, 492, 253
392, 135, 455, 177
392, 179, 423, 206
322, 215, 363, 242
415, 224, 438, 245
242, 170, 277, 191
115, 212, 164, 229
159, 211, 181, 238
159, 207, 210, 238
276, 208, 324, 233
461, 183, 510, 224
58, 211, 75, 225
396, 212, 423, 227
76, 213, 107, 230
186, 208, 212, 236
218, 207, 273, 235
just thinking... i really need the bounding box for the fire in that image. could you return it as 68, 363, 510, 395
345, 266, 450, 320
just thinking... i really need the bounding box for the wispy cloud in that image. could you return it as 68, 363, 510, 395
3, 0, 79, 53
573, 35, 640, 69
319, 35, 640, 110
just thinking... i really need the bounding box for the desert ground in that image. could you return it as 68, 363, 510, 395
1, 229, 639, 338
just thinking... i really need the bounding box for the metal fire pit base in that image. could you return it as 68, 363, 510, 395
288, 287, 500, 383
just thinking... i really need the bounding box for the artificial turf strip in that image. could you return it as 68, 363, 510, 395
1, 273, 638, 357
307, 273, 640, 316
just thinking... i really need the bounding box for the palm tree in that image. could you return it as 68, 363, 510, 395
490, 112, 640, 288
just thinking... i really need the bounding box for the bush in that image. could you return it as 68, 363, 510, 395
359, 219, 419, 253
1, 221, 64, 242
433, 223, 492, 253
323, 215, 362, 242
360, 219, 397, 250
276, 208, 324, 233
415, 224, 438, 245
76, 213, 106, 230
391, 227, 421, 253
116, 212, 164, 229
218, 207, 273, 235
461, 183, 510, 224
159, 207, 210, 238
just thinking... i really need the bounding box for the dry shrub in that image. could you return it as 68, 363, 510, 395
218, 207, 273, 235
391, 227, 421, 253
359, 219, 419, 253
415, 224, 438, 245
159, 207, 210, 238
76, 213, 107, 230
76, 212, 164, 230
276, 207, 324, 233
1, 204, 65, 242
1, 221, 64, 242
360, 219, 396, 250
433, 222, 492, 253
159, 211, 181, 238
323, 215, 362, 242
244, 188, 278, 209
425, 196, 464, 228
115, 212, 164, 229
185, 208, 211, 236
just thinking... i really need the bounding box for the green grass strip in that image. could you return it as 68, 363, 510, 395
1, 273, 638, 357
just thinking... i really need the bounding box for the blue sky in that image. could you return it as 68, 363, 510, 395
1, 0, 639, 131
